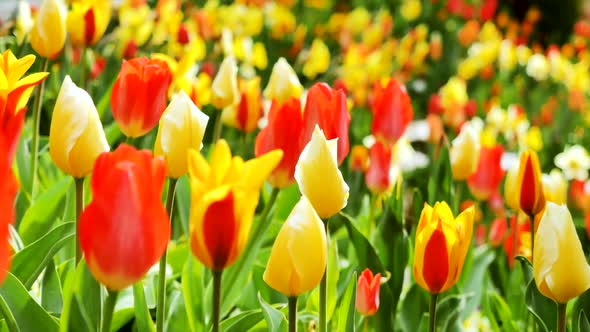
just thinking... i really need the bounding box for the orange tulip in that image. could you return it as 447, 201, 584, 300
365, 141, 393, 194
516, 150, 546, 217
79, 144, 170, 290
467, 145, 505, 201
111, 57, 172, 138
350, 145, 369, 173
371, 79, 414, 145
356, 268, 381, 316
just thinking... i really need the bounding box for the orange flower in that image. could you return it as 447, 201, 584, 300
467, 145, 505, 201
516, 150, 546, 217
0, 133, 19, 284
255, 97, 304, 188
110, 57, 172, 138
371, 79, 414, 146
356, 268, 381, 316
503, 215, 531, 267
349, 145, 369, 173
79, 144, 170, 290
365, 141, 393, 194
570, 180, 590, 212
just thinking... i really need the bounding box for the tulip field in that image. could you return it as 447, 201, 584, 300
3, 0, 590, 331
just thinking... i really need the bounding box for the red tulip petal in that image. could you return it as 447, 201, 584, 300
422, 220, 449, 293
203, 190, 236, 271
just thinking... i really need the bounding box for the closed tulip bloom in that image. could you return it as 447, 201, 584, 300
67, 0, 111, 47
79, 145, 170, 290
450, 122, 480, 180
303, 82, 350, 164
264, 57, 303, 105
295, 126, 349, 219
356, 268, 381, 316
188, 140, 282, 271
517, 150, 546, 216
49, 76, 109, 178
255, 97, 304, 188
467, 145, 505, 201
413, 202, 474, 294
534, 202, 590, 303
371, 79, 414, 146
504, 164, 519, 211
154, 91, 209, 179
29, 0, 67, 59
111, 57, 172, 138
221, 77, 263, 133
210, 56, 239, 110
263, 196, 327, 296
542, 169, 567, 205
365, 141, 393, 194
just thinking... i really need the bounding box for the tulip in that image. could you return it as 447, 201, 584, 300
29, 0, 67, 59
504, 164, 519, 211
210, 56, 239, 110
0, 135, 19, 284
450, 122, 480, 180
534, 202, 590, 303
371, 79, 414, 146
350, 145, 369, 173
356, 268, 381, 316
303, 82, 350, 165
467, 145, 505, 201
503, 214, 532, 267
79, 144, 170, 290
489, 218, 507, 247
67, 0, 111, 47
517, 150, 546, 217
255, 97, 304, 188
263, 195, 327, 296
413, 202, 474, 294
302, 39, 330, 79
295, 125, 349, 219
49, 76, 109, 178
365, 141, 393, 194
542, 169, 567, 205
111, 57, 172, 138
570, 179, 590, 212
264, 57, 303, 105
221, 77, 263, 133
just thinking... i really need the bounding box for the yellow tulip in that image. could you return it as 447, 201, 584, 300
504, 163, 519, 211
15, 1, 34, 45
154, 91, 209, 179
295, 125, 349, 219
210, 56, 239, 110
516, 150, 546, 217
29, 0, 67, 59
263, 58, 303, 105
413, 202, 474, 294
263, 195, 327, 296
534, 202, 590, 303
542, 169, 567, 205
49, 76, 109, 178
67, 0, 111, 47
302, 39, 330, 79
450, 122, 480, 180
187, 140, 282, 270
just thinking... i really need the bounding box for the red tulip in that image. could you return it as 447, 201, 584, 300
356, 268, 381, 316
255, 97, 304, 188
467, 145, 505, 201
79, 144, 170, 290
570, 180, 590, 212
365, 141, 393, 194
0, 109, 25, 164
371, 79, 413, 146
489, 218, 507, 247
302, 82, 350, 165
111, 57, 172, 138
0, 137, 18, 284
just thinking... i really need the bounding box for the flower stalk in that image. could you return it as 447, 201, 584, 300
212, 270, 223, 332
30, 57, 49, 199
289, 296, 298, 332
429, 293, 438, 332
75, 177, 84, 264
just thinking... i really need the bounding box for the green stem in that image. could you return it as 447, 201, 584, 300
0, 294, 19, 332
557, 302, 567, 332
212, 270, 223, 332
319, 219, 329, 332
288, 297, 298, 332
30, 57, 49, 199
364, 317, 368, 332
211, 110, 223, 143
529, 213, 535, 263
101, 290, 118, 332
367, 194, 375, 239
75, 177, 84, 264
125, 136, 135, 146
156, 179, 177, 332
429, 293, 438, 332
80, 47, 88, 90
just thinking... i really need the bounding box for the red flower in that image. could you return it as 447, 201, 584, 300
371, 79, 413, 146
365, 141, 393, 194
356, 268, 381, 316
428, 94, 444, 115
570, 180, 590, 212
503, 216, 531, 267
489, 218, 507, 247
467, 145, 505, 201
255, 97, 304, 188
79, 144, 170, 290
0, 137, 18, 284
111, 57, 172, 138
302, 82, 350, 165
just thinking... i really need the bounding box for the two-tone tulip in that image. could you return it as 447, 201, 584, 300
263, 57, 303, 105
67, 0, 111, 47
516, 150, 546, 217
450, 122, 480, 180
29, 0, 67, 59
413, 202, 474, 294
371, 79, 413, 146
154, 91, 209, 179
263, 196, 327, 296
79, 145, 170, 290
221, 77, 263, 133
467, 145, 505, 201
210, 56, 239, 110
356, 268, 381, 316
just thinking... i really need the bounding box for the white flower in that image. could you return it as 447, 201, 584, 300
526, 54, 550, 81
554, 145, 590, 181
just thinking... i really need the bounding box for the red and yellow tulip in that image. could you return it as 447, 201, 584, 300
516, 150, 546, 217
67, 0, 112, 47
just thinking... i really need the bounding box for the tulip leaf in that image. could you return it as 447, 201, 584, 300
41, 260, 63, 315
182, 255, 206, 332
0, 272, 59, 332
257, 292, 288, 332
335, 271, 356, 332
484, 291, 519, 331
573, 288, 590, 332
435, 294, 468, 331
427, 143, 453, 206
516, 255, 534, 283
579, 311, 590, 332
458, 246, 496, 318
165, 288, 190, 332
525, 278, 557, 332
219, 310, 265, 332
400, 283, 429, 332
10, 221, 75, 289
133, 282, 156, 332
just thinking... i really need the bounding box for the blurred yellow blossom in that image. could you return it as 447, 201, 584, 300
303, 39, 330, 79
401, 0, 422, 21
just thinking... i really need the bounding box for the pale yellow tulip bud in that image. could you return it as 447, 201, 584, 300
210, 56, 239, 110
29, 0, 67, 58
541, 169, 568, 205
263, 57, 303, 105
450, 122, 480, 180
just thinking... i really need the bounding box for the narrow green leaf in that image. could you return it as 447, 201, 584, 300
258, 293, 287, 332
400, 283, 429, 332
60, 260, 102, 332
220, 310, 264, 332
573, 288, 590, 332
182, 255, 205, 332
525, 278, 557, 332
579, 310, 590, 332
165, 289, 190, 332
41, 260, 63, 315
336, 271, 356, 332
133, 282, 156, 332
459, 246, 496, 318
0, 292, 20, 332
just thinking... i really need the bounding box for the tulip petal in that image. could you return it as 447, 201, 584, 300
422, 220, 449, 293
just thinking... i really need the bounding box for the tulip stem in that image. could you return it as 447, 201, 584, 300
212, 111, 223, 143
101, 290, 118, 332
212, 270, 223, 332
30, 57, 49, 200
156, 179, 177, 332
429, 293, 438, 332
319, 219, 328, 332
557, 302, 567, 332
529, 213, 535, 263
288, 296, 298, 332
75, 177, 84, 264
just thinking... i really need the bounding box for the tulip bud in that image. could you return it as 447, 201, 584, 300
295, 125, 349, 219
264, 57, 303, 105
450, 122, 480, 180
534, 202, 590, 303
29, 0, 67, 59
67, 0, 111, 47
356, 268, 381, 316
516, 150, 546, 217
154, 91, 209, 179
542, 169, 567, 205
302, 38, 331, 79
263, 196, 327, 296
49, 76, 109, 178
210, 56, 239, 110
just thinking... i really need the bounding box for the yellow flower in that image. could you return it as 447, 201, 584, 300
264, 57, 303, 105
524, 126, 543, 151
264, 3, 296, 39
263, 195, 327, 296
302, 39, 330, 79
29, 0, 67, 59
15, 1, 34, 45
504, 163, 519, 211
221, 77, 262, 133
401, 0, 422, 21
450, 122, 481, 180
49, 76, 109, 178
295, 125, 349, 219
67, 0, 111, 47
440, 77, 468, 110
413, 202, 474, 294
154, 91, 209, 179
534, 202, 590, 303
542, 169, 567, 205
211, 56, 239, 110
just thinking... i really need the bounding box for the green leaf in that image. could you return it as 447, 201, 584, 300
516, 256, 534, 283
133, 282, 156, 332
165, 288, 190, 332
60, 260, 102, 332
436, 294, 469, 331
182, 255, 205, 332
258, 293, 287, 332
0, 272, 59, 332
485, 291, 519, 332
41, 260, 63, 315
427, 143, 453, 205
574, 289, 590, 332
579, 310, 590, 332
336, 271, 356, 332
220, 310, 265, 332
11, 221, 75, 289
459, 246, 496, 318
400, 283, 429, 332
525, 278, 557, 332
